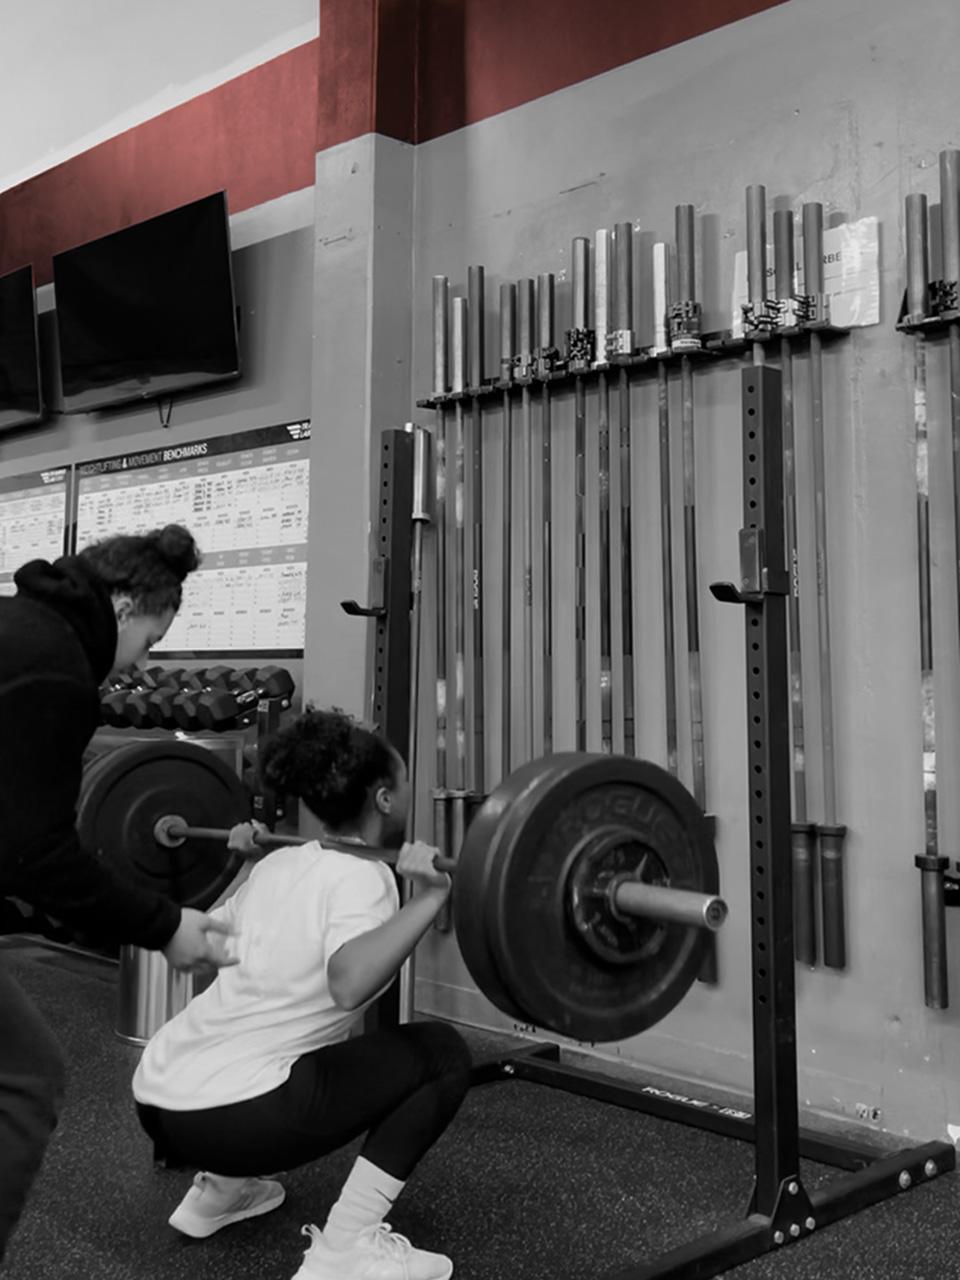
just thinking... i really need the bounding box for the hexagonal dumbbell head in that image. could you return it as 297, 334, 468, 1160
196, 666, 296, 731
101, 689, 135, 727
254, 666, 296, 698
123, 689, 158, 729
157, 667, 188, 687
144, 686, 183, 730
140, 665, 170, 689
169, 668, 241, 731
230, 667, 261, 694
170, 689, 205, 731
197, 665, 237, 689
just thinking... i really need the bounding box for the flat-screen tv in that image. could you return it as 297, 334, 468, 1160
53, 191, 241, 413
0, 265, 43, 431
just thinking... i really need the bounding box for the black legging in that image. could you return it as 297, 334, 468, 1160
137, 1021, 473, 1181
0, 959, 67, 1266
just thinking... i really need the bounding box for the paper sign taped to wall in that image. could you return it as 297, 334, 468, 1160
731, 215, 879, 335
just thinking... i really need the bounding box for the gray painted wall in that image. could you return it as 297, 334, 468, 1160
407, 0, 960, 1144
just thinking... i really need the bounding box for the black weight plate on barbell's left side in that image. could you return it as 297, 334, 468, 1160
484, 753, 719, 1044
451, 756, 560, 1026
77, 741, 247, 911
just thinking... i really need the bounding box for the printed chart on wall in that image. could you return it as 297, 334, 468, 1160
74, 423, 311, 656
0, 467, 72, 597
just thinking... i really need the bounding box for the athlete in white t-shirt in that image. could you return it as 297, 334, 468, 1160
132, 707, 472, 1280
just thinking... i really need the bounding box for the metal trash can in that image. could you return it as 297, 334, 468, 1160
115, 946, 210, 1046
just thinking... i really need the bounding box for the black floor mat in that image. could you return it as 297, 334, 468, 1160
1, 941, 957, 1280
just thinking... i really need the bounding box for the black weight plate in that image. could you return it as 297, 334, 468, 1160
77, 741, 247, 910
451, 757, 555, 1025
485, 753, 718, 1044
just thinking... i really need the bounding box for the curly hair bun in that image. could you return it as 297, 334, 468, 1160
148, 524, 202, 579
260, 706, 353, 799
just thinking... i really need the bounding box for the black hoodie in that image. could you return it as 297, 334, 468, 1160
0, 556, 181, 948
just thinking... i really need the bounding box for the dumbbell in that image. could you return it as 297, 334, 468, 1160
108, 670, 185, 729
124, 684, 184, 730
230, 667, 263, 694
99, 673, 129, 700
195, 666, 295, 730
173, 668, 219, 696
104, 665, 160, 694
103, 666, 213, 730
101, 675, 158, 727
133, 665, 171, 689
101, 676, 157, 727
170, 668, 240, 731
116, 668, 190, 729
195, 665, 236, 689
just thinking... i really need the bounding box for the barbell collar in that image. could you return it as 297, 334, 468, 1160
154, 816, 726, 931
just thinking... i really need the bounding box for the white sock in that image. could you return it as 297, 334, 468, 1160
202, 1173, 251, 1199
322, 1156, 406, 1250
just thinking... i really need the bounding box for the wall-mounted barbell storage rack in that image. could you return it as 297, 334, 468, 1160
419, 198, 856, 983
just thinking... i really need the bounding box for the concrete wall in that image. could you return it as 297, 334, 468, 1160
409, 0, 960, 1144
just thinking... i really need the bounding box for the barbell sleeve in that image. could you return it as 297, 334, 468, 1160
158, 818, 727, 930
612, 881, 728, 932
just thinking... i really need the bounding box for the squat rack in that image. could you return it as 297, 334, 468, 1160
470, 364, 956, 1279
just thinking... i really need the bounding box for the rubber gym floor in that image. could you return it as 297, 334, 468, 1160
2, 936, 957, 1280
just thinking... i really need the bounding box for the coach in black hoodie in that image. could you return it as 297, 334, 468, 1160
0, 523, 236, 1264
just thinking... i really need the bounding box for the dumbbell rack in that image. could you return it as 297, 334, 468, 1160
98, 665, 294, 735
469, 367, 955, 1280
93, 665, 300, 878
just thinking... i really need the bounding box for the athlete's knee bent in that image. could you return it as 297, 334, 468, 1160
408, 1021, 473, 1096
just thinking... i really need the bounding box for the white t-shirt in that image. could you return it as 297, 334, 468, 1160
132, 842, 399, 1111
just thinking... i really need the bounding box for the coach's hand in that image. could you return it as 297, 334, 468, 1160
162, 908, 238, 973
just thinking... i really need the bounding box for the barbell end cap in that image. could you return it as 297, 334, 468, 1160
704, 898, 729, 931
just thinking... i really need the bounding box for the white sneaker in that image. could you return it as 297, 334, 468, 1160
290, 1222, 453, 1279
168, 1171, 285, 1238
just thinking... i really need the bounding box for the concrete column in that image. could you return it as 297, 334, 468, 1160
302, 132, 415, 713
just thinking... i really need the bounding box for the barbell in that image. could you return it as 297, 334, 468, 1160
151, 819, 725, 933
78, 742, 725, 1043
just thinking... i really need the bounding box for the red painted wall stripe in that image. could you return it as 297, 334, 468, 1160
315, 3, 378, 153
0, 40, 319, 284
1, 0, 789, 279
314, 0, 419, 152
415, 0, 789, 142
315, 0, 790, 151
